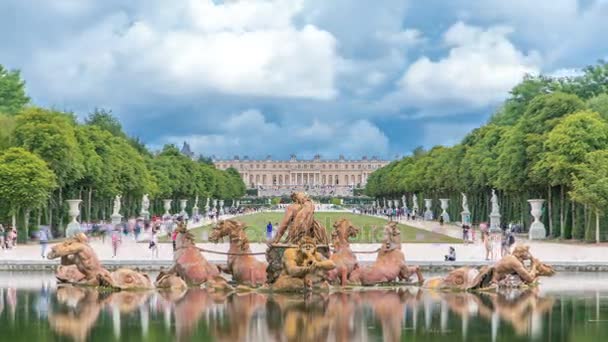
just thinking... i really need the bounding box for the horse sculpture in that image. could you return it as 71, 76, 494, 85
348, 221, 424, 285
209, 219, 267, 287
327, 218, 360, 285
165, 223, 230, 290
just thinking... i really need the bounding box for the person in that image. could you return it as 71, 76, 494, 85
0, 224, 5, 250
39, 227, 49, 259
439, 215, 444, 226
7, 227, 17, 248
266, 222, 273, 240
111, 227, 121, 258
172, 229, 179, 252
462, 224, 470, 243
444, 246, 456, 261
501, 229, 515, 257
483, 231, 493, 261
149, 229, 159, 258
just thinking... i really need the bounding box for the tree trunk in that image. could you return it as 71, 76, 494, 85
560, 185, 565, 239
12, 212, 16, 229
59, 187, 64, 235
596, 210, 600, 244
547, 185, 553, 237
24, 208, 30, 243
87, 188, 93, 224
571, 201, 576, 240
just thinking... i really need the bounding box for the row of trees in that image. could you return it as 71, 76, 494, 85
366, 61, 608, 242
0, 65, 246, 240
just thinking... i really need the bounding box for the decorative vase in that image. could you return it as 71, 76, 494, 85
179, 199, 188, 218
424, 199, 433, 220
528, 199, 546, 240
163, 199, 172, 219
66, 199, 82, 237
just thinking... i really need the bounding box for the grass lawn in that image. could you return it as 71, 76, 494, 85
165, 212, 459, 244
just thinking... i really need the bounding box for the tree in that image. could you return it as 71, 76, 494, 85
0, 148, 56, 241
85, 108, 125, 137
0, 65, 30, 115
571, 150, 608, 243
0, 114, 16, 150
587, 94, 608, 120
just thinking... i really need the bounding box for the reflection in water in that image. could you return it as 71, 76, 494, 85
0, 281, 607, 341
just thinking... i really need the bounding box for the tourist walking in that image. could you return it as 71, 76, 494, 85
266, 222, 273, 240
172, 229, 179, 252
149, 229, 159, 258
0, 224, 5, 250
111, 228, 121, 257
483, 231, 493, 261
462, 224, 470, 243
39, 227, 49, 259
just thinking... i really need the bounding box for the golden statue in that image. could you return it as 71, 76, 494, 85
272, 236, 336, 292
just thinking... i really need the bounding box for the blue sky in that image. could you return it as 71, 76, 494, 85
1, 0, 607, 160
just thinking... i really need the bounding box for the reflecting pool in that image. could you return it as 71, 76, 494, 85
1, 272, 608, 341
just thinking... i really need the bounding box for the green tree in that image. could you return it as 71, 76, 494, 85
0, 65, 30, 115
0, 114, 16, 150
587, 94, 608, 120
85, 108, 125, 137
0, 148, 56, 241
571, 150, 608, 243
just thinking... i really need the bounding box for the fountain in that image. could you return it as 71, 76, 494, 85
528, 199, 546, 240
439, 199, 450, 222
66, 199, 82, 237
424, 199, 433, 220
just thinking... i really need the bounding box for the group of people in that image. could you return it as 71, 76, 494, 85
0, 224, 18, 250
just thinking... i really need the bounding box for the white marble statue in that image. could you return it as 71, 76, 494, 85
194, 195, 199, 208
142, 194, 150, 211
112, 195, 122, 216
491, 189, 499, 214
412, 194, 419, 210
461, 193, 469, 213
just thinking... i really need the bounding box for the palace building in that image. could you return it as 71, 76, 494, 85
213, 154, 389, 196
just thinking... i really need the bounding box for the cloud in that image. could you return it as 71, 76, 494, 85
164, 109, 389, 158
23, 0, 338, 104
396, 22, 541, 109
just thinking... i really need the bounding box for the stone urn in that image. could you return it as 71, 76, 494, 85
163, 199, 172, 220
439, 198, 450, 222
179, 199, 188, 218
528, 199, 546, 240
424, 199, 433, 220
66, 199, 82, 237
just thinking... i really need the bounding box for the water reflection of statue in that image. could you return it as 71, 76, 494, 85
272, 192, 329, 244
48, 287, 102, 341
113, 195, 122, 216
491, 189, 499, 214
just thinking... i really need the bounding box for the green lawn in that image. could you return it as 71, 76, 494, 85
170, 212, 459, 244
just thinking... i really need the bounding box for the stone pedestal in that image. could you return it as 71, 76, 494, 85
528, 199, 546, 240
424, 199, 433, 221
489, 213, 502, 233
439, 198, 450, 222
111, 213, 123, 226
461, 210, 471, 225
66, 199, 82, 237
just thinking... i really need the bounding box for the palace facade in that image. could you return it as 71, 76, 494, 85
213, 154, 389, 190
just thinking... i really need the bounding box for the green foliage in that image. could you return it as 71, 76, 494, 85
0, 65, 30, 115
571, 150, 608, 213
0, 114, 16, 150
85, 108, 125, 137
366, 61, 608, 241
0, 147, 56, 212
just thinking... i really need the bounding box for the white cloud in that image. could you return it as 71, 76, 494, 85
165, 109, 389, 158
395, 22, 541, 108
26, 0, 338, 102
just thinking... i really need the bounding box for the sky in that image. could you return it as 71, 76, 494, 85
1, 0, 607, 160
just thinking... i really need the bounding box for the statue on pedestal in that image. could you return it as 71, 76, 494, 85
141, 194, 150, 219
490, 189, 501, 233
461, 193, 471, 225
112, 195, 122, 216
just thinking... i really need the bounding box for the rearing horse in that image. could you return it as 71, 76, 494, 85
327, 218, 360, 285
209, 219, 267, 287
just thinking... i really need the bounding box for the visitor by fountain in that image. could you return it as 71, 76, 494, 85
266, 222, 273, 240
461, 224, 470, 243
444, 246, 456, 261
39, 226, 50, 259
111, 227, 122, 258
483, 230, 493, 261
149, 229, 159, 258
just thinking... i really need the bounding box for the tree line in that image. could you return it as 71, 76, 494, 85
0, 64, 246, 240
366, 61, 608, 242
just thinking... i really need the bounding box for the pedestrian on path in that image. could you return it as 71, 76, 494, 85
111, 228, 121, 257
39, 227, 49, 259
0, 224, 5, 250
266, 222, 273, 240
149, 229, 159, 258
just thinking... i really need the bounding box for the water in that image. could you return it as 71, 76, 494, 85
1, 272, 608, 341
